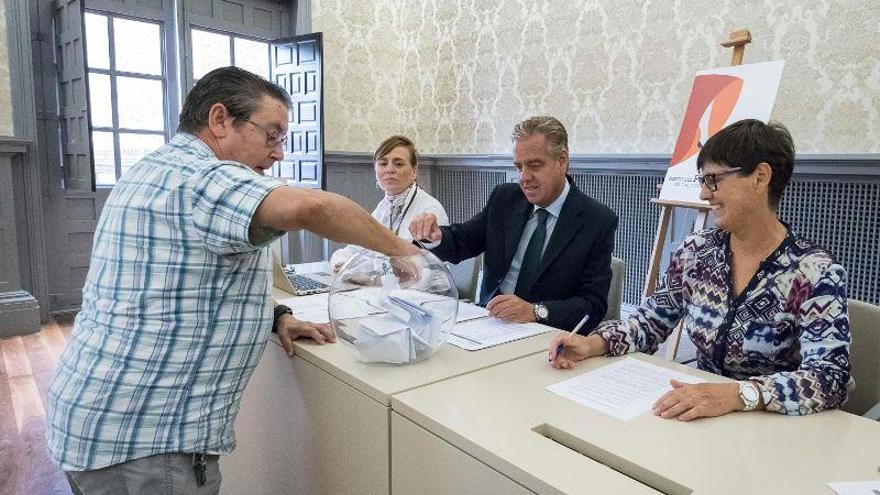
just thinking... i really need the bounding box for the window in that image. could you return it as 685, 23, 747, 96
84, 12, 167, 186
191, 28, 270, 83
74, 3, 296, 189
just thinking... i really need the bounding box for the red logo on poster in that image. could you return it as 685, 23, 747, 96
670, 75, 743, 166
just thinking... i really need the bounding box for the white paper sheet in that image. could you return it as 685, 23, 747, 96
455, 302, 490, 323
828, 481, 880, 495
448, 318, 551, 351
389, 288, 450, 306
356, 315, 412, 363
277, 294, 330, 323
546, 358, 705, 421
279, 291, 388, 322
331, 291, 388, 320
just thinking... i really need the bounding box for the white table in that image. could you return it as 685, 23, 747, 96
391, 352, 880, 495
220, 268, 560, 495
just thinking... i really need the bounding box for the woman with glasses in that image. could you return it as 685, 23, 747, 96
330, 135, 450, 272
550, 119, 851, 420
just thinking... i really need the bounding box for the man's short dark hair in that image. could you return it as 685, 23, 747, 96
178, 66, 291, 134
697, 119, 795, 209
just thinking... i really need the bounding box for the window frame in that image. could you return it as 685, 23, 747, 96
84, 10, 171, 186
187, 25, 272, 85
75, 0, 292, 188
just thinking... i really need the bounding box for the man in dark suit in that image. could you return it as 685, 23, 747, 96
409, 116, 617, 331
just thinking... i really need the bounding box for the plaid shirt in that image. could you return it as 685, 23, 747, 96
596, 227, 852, 415
46, 133, 284, 470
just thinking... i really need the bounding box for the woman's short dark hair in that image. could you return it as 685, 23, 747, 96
697, 119, 795, 209
178, 66, 291, 134
374, 135, 418, 168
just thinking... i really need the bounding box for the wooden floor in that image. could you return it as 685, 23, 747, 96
0, 316, 75, 495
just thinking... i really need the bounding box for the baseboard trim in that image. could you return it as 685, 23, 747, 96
0, 290, 41, 337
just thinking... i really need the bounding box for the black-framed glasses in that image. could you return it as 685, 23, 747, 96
232, 113, 288, 148
696, 167, 743, 192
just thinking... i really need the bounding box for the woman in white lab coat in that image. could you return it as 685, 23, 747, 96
330, 135, 449, 272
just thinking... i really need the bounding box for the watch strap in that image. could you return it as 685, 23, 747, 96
273, 304, 293, 334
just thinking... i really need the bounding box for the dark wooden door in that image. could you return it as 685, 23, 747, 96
271, 32, 323, 190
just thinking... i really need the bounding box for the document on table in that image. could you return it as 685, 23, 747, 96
455, 302, 490, 323
277, 294, 330, 323
546, 357, 705, 421
330, 291, 388, 320
827, 481, 880, 495
447, 318, 551, 351
278, 291, 387, 322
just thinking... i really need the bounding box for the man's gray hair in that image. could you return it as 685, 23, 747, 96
178, 66, 291, 134
511, 116, 569, 158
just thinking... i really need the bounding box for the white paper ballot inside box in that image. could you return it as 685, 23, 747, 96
356, 315, 412, 364
354, 295, 443, 364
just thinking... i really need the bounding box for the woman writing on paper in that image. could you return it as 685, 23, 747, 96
330, 135, 449, 272
549, 120, 851, 420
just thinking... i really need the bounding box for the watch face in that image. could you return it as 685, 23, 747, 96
536, 305, 549, 319
740, 382, 759, 409
745, 386, 759, 401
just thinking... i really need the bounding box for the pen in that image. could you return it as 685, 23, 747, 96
552, 314, 590, 362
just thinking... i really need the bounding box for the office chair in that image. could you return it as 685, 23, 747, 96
603, 257, 626, 322
448, 255, 483, 302
842, 299, 880, 417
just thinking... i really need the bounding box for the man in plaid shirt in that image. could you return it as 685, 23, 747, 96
46, 67, 419, 494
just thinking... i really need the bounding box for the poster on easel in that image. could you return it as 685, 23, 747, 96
658, 60, 785, 203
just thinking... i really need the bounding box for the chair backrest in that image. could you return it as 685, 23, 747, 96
448, 255, 483, 302
603, 257, 626, 322
843, 299, 880, 416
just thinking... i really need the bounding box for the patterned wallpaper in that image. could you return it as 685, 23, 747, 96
312, 0, 880, 155
0, 0, 14, 136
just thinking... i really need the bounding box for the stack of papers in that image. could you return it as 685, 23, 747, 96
355, 315, 413, 363
280, 291, 488, 326
355, 294, 443, 364
448, 318, 551, 351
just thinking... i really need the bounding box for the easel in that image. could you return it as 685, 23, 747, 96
646, 29, 752, 361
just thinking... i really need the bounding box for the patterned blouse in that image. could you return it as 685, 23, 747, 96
595, 227, 852, 415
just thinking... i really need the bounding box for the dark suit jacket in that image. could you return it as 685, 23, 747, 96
431, 178, 618, 331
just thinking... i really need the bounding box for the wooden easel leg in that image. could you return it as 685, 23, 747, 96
643, 205, 673, 299
660, 208, 709, 362
693, 209, 709, 232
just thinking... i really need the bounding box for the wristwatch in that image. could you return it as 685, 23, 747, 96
272, 304, 293, 334
533, 303, 549, 323
738, 381, 760, 411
